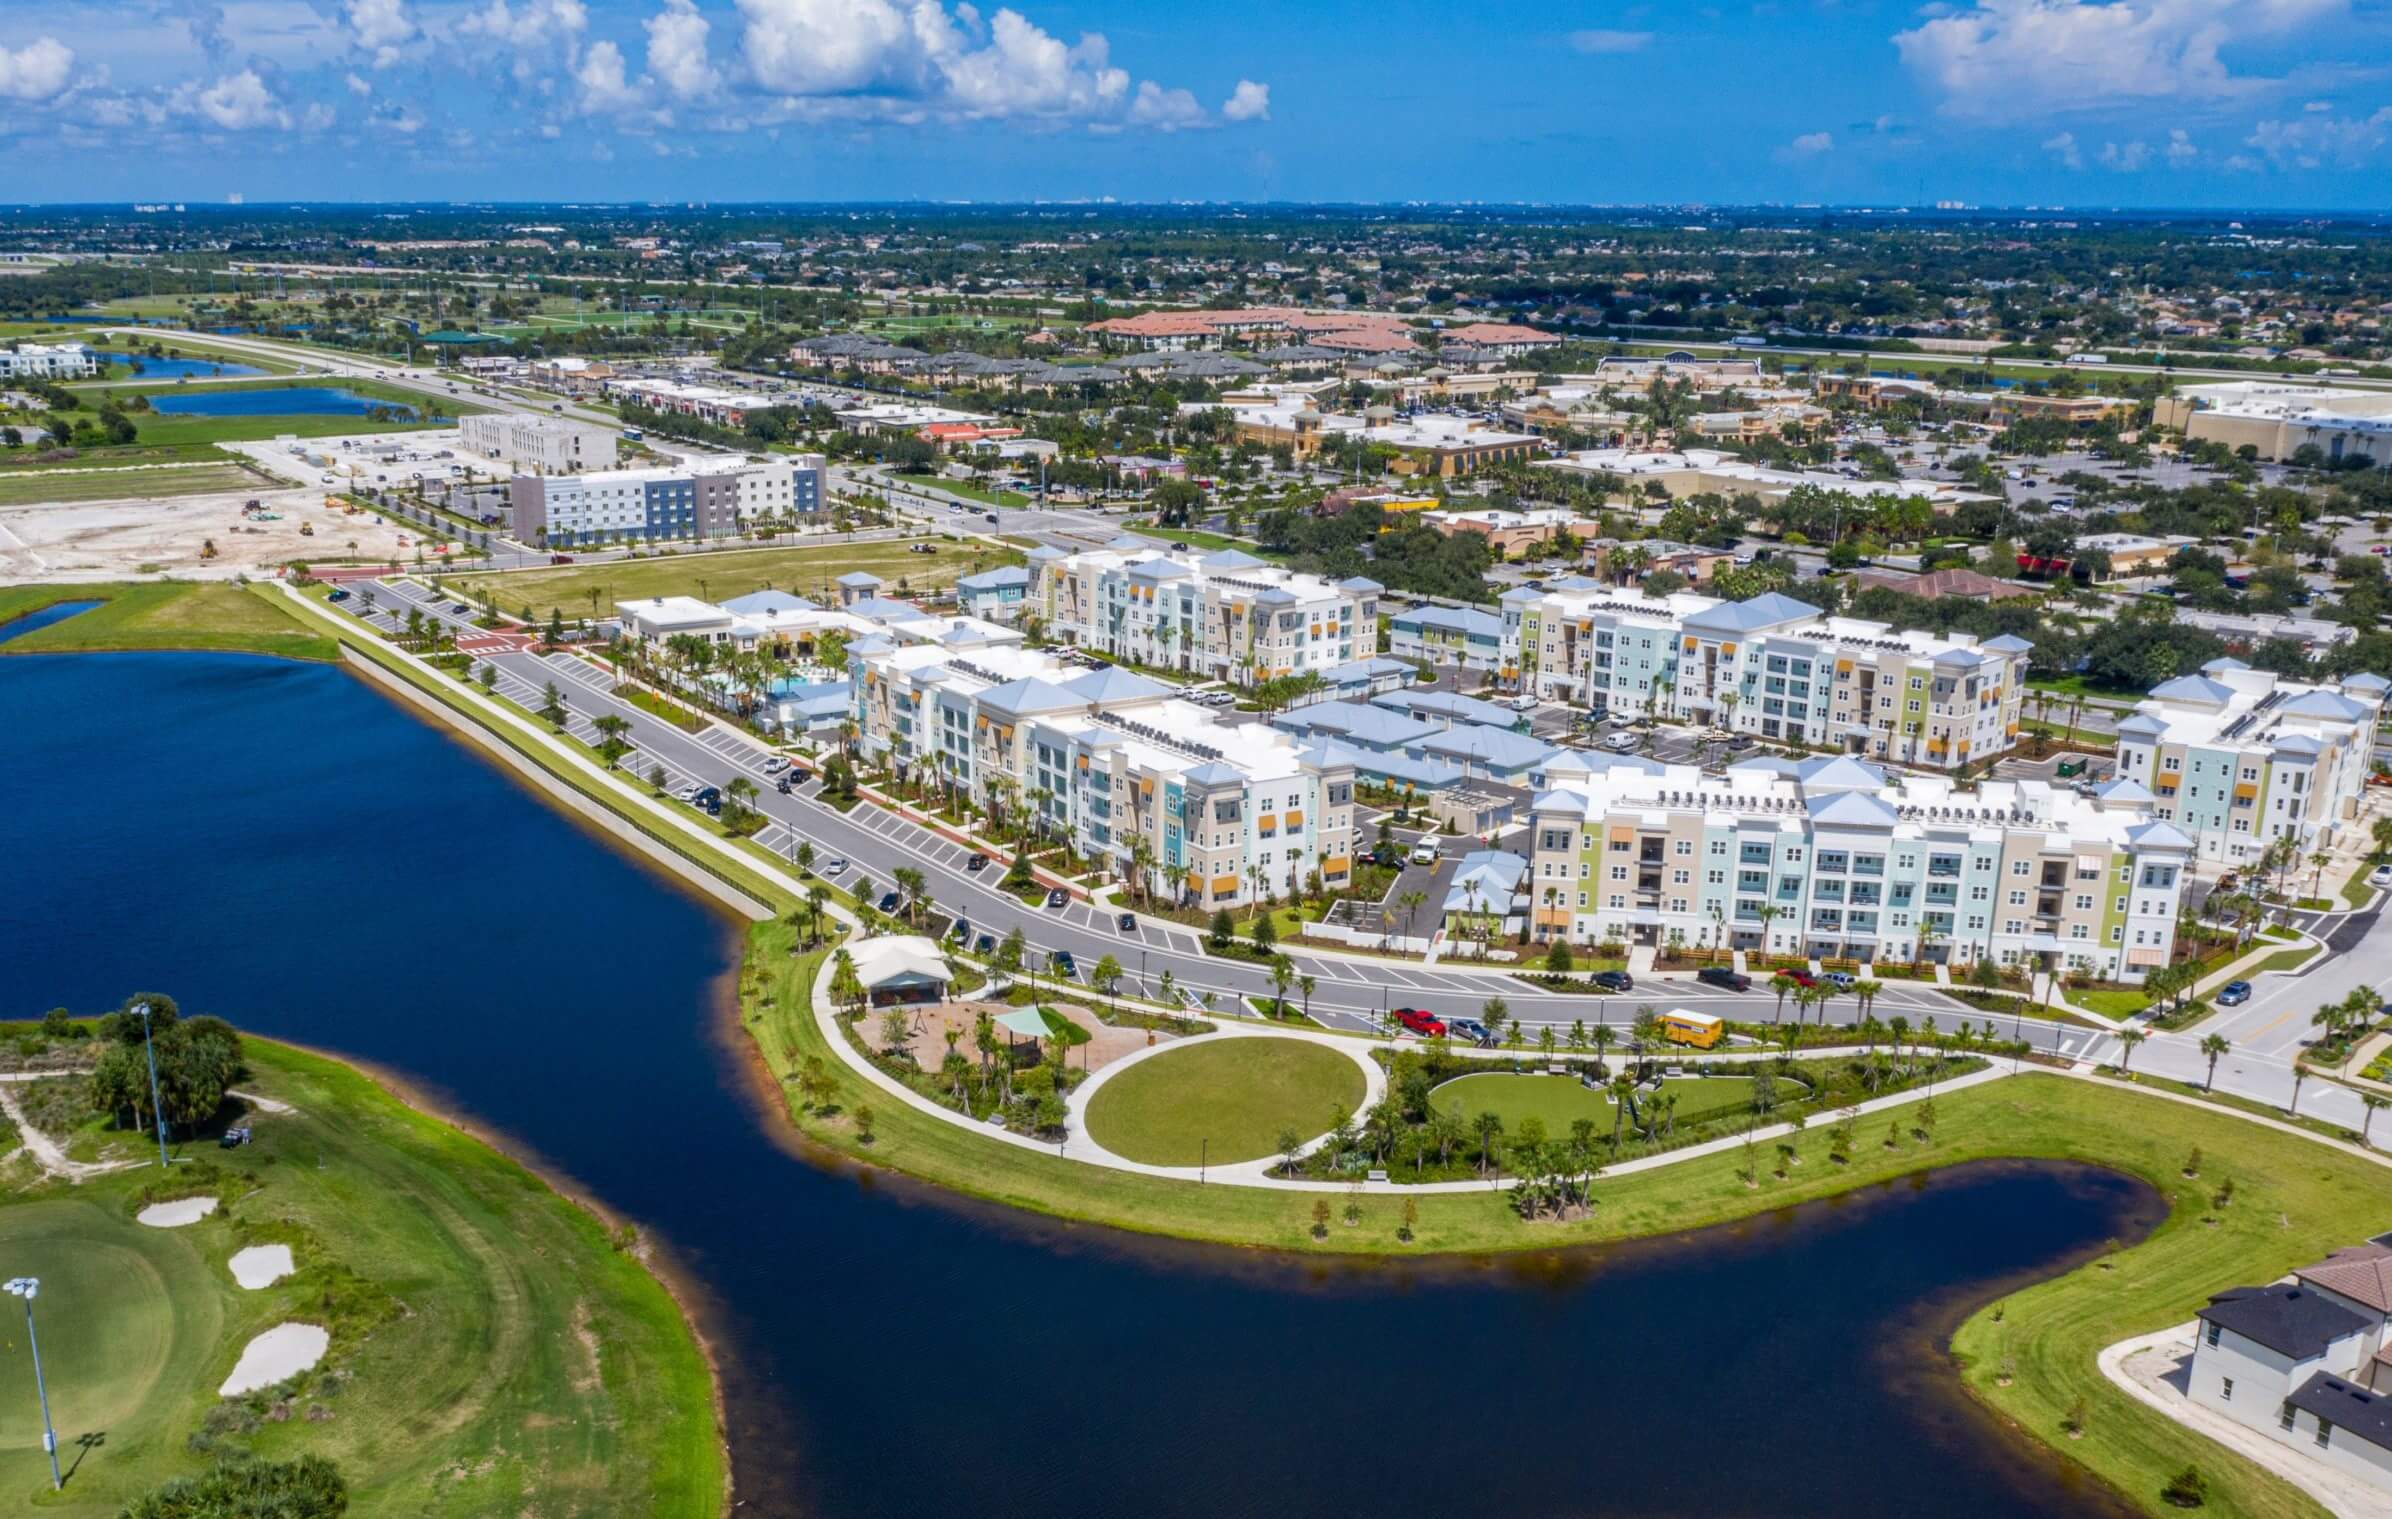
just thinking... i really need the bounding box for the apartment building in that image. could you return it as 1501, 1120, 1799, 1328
0, 342, 97, 380
849, 635, 1359, 907
458, 413, 618, 474
1506, 584, 2032, 772
2111, 661, 2389, 866
1024, 542, 1381, 688
1389, 606, 1506, 670
506, 455, 805, 546
1524, 751, 2191, 980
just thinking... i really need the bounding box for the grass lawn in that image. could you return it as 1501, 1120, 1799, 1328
0, 582, 338, 662
0, 462, 263, 507
892, 472, 1030, 507
0, 441, 250, 473
1432, 1072, 1757, 1132
465, 539, 1021, 617
1082, 1038, 1366, 1166
0, 1036, 722, 1518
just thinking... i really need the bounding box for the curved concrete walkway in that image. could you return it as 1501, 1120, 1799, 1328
810, 954, 2008, 1194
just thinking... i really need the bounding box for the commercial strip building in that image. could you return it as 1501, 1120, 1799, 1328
2109, 661, 2389, 866
0, 341, 97, 380
505, 453, 822, 546
1418, 506, 1580, 557
1523, 751, 2192, 978
847, 628, 1360, 909
2156, 380, 2392, 468
597, 377, 799, 429
1504, 584, 2032, 772
458, 413, 618, 474
1024, 541, 1381, 689
2188, 1240, 2392, 1495
1225, 403, 1543, 477
1534, 446, 1977, 509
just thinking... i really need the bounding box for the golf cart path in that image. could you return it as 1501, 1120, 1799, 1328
0, 1082, 145, 1183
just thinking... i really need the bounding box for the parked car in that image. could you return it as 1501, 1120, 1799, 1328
1116, 912, 1136, 932
1051, 950, 1078, 979
762, 756, 790, 774
690, 786, 720, 809
1781, 969, 1819, 988
1410, 841, 1441, 866
1591, 970, 1634, 992
1393, 1007, 1447, 1038
1044, 888, 1068, 909
823, 857, 848, 877
327, 588, 350, 602
450, 602, 471, 615
1696, 967, 1752, 992
1603, 731, 1640, 752
672, 783, 701, 802
2371, 864, 2392, 888
1445, 1017, 1494, 1046
965, 853, 991, 873
2216, 980, 2252, 1006
877, 891, 902, 915
1822, 971, 1855, 990
974, 934, 996, 955
219, 1126, 252, 1149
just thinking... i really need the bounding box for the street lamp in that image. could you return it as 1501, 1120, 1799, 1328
4, 1278, 59, 1490
133, 1002, 171, 1169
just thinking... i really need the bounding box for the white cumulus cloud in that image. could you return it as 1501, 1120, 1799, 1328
646, 0, 718, 96
1221, 78, 1269, 122
189, 69, 291, 130
575, 37, 641, 112
1785, 130, 1834, 156
2042, 129, 2084, 168
346, 0, 416, 66
2097, 138, 2151, 169
2245, 104, 2392, 168
2165, 126, 2198, 163
0, 36, 74, 102
1895, 0, 2343, 121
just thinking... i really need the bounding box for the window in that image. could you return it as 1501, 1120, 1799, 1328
2204, 1322, 2221, 1349
2221, 1377, 2234, 1402
2281, 1402, 2297, 1432
2316, 1420, 2333, 1449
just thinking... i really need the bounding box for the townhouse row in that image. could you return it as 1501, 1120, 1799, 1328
1524, 750, 2192, 983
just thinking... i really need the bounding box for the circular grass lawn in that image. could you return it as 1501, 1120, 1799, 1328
1084, 1037, 1367, 1166
1432, 1072, 1760, 1132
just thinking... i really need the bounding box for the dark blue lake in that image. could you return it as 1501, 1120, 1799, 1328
100, 354, 265, 380
0, 651, 2150, 1519
148, 387, 413, 418
0, 599, 99, 645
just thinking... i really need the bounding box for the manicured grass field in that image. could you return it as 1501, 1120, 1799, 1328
0, 463, 261, 507
0, 582, 339, 662
1431, 1071, 1757, 1132
467, 539, 1020, 617
0, 1036, 723, 1517
1083, 1038, 1366, 1165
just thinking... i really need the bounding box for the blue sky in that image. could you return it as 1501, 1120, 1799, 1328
2, 1, 2389, 208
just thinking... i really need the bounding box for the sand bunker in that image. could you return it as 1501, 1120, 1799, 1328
137, 1196, 219, 1228
228, 1244, 296, 1290
219, 1323, 329, 1396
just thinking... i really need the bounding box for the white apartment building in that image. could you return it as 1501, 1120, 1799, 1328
1025, 541, 1382, 689
1525, 750, 2191, 980
1507, 583, 2032, 772
459, 413, 619, 474
2111, 660, 2389, 866
0, 342, 97, 380
850, 633, 1359, 907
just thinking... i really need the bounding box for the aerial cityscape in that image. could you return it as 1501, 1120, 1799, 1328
6, 3, 2392, 1518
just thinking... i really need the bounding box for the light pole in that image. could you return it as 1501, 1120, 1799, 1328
5, 1278, 59, 1490
134, 1001, 171, 1168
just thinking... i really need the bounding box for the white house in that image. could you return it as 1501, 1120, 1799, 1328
2189, 1279, 2392, 1493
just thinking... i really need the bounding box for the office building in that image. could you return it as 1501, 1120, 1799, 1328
0, 342, 97, 380
1524, 751, 2191, 980
506, 455, 804, 546
2110, 661, 2389, 865
458, 413, 618, 474
2156, 381, 2392, 468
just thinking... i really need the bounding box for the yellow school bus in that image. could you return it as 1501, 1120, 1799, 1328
1659, 1009, 1724, 1050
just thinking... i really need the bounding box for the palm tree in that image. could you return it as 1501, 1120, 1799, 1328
1091, 953, 1123, 1017
591, 713, 631, 767
2288, 1060, 2313, 1117
2116, 1027, 2148, 1076
1298, 973, 1316, 1024
1590, 1022, 1615, 1075
1399, 888, 1429, 945
1853, 979, 1882, 1025
1267, 956, 1294, 1019
1768, 972, 1796, 1025
2200, 1033, 2230, 1090
2362, 1094, 2387, 1147
894, 865, 928, 928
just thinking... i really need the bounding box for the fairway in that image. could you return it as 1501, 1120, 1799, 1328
1083, 1037, 1366, 1166
1432, 1072, 1758, 1131
470, 539, 1020, 616
0, 1033, 723, 1517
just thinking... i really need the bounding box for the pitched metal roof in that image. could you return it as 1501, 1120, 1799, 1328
1679, 591, 1822, 634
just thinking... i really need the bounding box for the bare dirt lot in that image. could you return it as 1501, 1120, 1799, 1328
0, 482, 414, 581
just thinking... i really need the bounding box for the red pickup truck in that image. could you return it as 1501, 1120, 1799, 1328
1393, 1007, 1447, 1038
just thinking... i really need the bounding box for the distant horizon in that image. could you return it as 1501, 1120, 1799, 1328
4, 199, 2389, 221
3, 2, 2389, 210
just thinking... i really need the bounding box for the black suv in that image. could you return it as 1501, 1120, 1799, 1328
1696, 967, 1752, 992
1591, 970, 1635, 992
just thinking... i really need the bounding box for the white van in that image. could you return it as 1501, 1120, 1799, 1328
1410, 841, 1441, 866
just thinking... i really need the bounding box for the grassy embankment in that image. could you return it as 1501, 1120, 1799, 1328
0, 1035, 723, 1518
460, 539, 1021, 619
0, 464, 267, 507
248, 582, 2392, 1519
0, 582, 339, 662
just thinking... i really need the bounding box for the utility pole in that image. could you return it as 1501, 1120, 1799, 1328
5, 1279, 59, 1490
